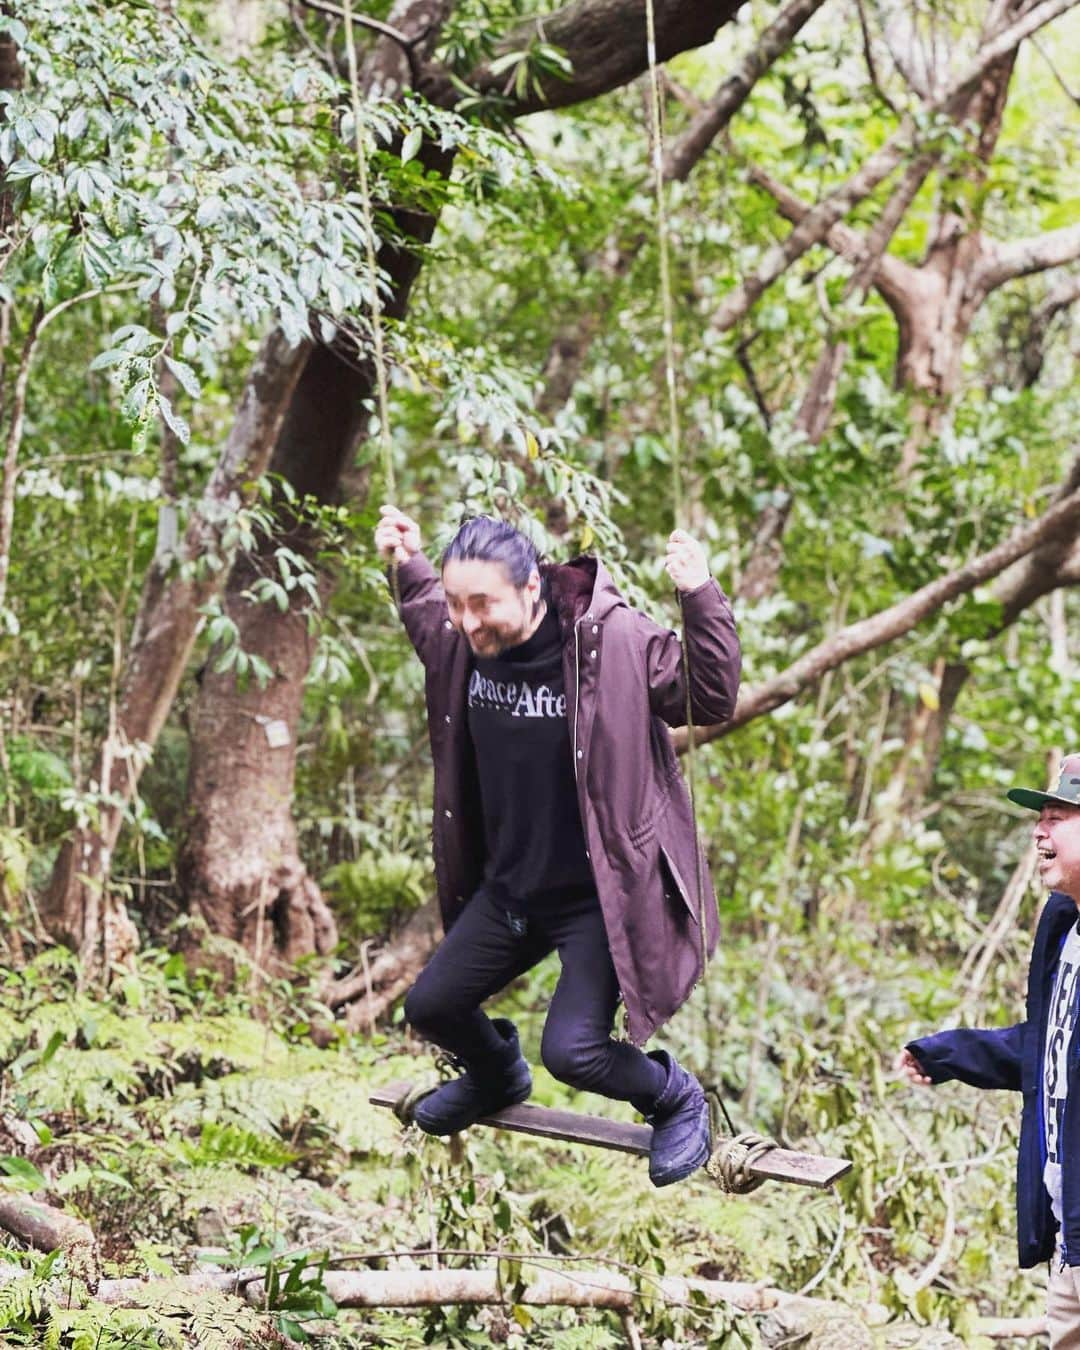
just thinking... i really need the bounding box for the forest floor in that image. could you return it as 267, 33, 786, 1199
0, 934, 1049, 1347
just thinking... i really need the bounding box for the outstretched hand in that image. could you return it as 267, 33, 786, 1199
665, 529, 710, 593
375, 504, 422, 564
894, 1047, 932, 1087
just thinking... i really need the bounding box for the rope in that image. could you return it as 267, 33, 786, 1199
706, 1132, 774, 1195
341, 0, 402, 608
392, 1081, 439, 1126
642, 0, 709, 976
392, 1055, 461, 1125
342, 0, 395, 502
704, 1088, 778, 1193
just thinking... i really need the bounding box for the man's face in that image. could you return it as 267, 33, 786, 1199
1033, 802, 1080, 899
443, 559, 541, 657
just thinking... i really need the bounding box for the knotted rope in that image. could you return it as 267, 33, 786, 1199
704, 1087, 777, 1193
706, 1131, 774, 1194
391, 1053, 461, 1124
392, 1080, 438, 1126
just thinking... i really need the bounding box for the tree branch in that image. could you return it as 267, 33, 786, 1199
0, 303, 42, 620
854, 0, 899, 115
710, 0, 1080, 334
1014, 270, 1080, 387
993, 449, 1080, 623
662, 0, 829, 181
1033, 34, 1080, 103
0, 1194, 95, 1260
746, 164, 920, 319
675, 466, 1080, 748
979, 222, 1080, 292
427, 0, 744, 116
297, 0, 416, 52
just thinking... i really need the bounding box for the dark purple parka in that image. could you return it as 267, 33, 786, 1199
394, 551, 741, 1045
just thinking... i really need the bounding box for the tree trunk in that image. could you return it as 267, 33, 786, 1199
41, 331, 308, 969
0, 11, 21, 243
178, 212, 443, 970
894, 38, 1018, 468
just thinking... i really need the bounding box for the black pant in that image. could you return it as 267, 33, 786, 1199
403, 886, 666, 1104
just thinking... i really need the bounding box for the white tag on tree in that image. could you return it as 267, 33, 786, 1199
264, 719, 290, 748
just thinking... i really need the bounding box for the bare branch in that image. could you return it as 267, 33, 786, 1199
676, 467, 1080, 748
973, 0, 1080, 79
711, 0, 1080, 334
297, 0, 416, 51
746, 164, 919, 318
662, 0, 830, 181
661, 70, 705, 114
848, 149, 938, 294
734, 332, 773, 429
980, 222, 1080, 292
1033, 34, 1080, 103
854, 0, 899, 114
881, 5, 933, 99
993, 450, 1080, 623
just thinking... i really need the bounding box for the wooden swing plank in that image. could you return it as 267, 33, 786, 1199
370, 1081, 851, 1189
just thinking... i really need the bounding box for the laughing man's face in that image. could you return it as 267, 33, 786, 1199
1034, 803, 1080, 902
442, 559, 542, 658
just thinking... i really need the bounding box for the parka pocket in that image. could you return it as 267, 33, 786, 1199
659, 842, 700, 925
628, 782, 677, 851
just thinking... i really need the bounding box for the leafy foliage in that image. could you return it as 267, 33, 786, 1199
1, 0, 1079, 1344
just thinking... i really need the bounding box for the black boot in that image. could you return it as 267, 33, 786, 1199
632, 1050, 710, 1187
413, 1019, 532, 1136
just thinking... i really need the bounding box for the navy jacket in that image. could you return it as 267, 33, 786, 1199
908, 891, 1080, 1269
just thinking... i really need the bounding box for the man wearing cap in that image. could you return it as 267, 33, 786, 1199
898, 755, 1080, 1346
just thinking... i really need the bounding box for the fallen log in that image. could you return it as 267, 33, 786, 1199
324, 897, 441, 1030
0, 1259, 1047, 1337
0, 1192, 95, 1257
0, 1258, 1053, 1333
980, 1317, 1048, 1340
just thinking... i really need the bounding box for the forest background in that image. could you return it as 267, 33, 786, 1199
1, 0, 1079, 1344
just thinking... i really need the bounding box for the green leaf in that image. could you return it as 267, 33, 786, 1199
0, 1157, 47, 1191
39, 1030, 65, 1066
88, 348, 128, 372
400, 126, 422, 164
157, 394, 191, 445
163, 355, 201, 399
4, 159, 41, 181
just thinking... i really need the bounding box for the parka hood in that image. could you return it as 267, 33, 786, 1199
544, 556, 625, 634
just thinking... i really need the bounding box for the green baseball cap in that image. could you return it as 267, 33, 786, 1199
1007, 754, 1080, 812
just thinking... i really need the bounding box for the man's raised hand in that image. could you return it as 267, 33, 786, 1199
665, 529, 710, 593
375, 505, 422, 564
894, 1047, 932, 1087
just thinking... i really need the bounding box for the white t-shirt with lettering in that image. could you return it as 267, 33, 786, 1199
1043, 918, 1080, 1226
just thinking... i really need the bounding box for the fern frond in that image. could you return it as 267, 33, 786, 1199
0, 1272, 47, 1329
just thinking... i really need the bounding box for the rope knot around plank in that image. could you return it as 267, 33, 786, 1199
392, 1080, 438, 1126
706, 1131, 775, 1194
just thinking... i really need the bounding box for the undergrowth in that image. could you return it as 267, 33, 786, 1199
0, 931, 1046, 1347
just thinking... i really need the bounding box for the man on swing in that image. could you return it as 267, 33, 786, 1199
375, 504, 740, 1185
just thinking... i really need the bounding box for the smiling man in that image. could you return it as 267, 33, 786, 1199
373, 505, 740, 1186
898, 755, 1080, 1346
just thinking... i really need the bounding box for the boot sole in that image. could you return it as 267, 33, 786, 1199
412, 1080, 533, 1137
649, 1132, 711, 1187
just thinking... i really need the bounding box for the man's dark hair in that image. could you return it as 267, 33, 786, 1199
441, 516, 541, 589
